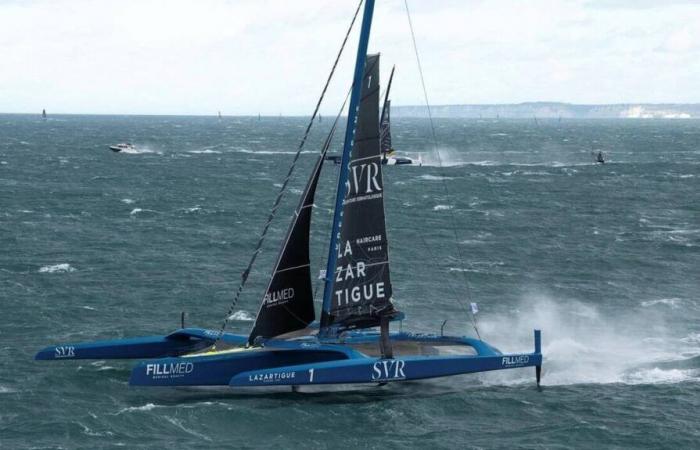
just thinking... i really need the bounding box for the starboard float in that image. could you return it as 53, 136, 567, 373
36, 0, 542, 390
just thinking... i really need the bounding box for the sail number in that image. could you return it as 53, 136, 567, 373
308, 368, 314, 382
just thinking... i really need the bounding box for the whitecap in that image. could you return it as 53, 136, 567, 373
130, 208, 142, 215
81, 306, 97, 311
121, 198, 134, 204
39, 263, 75, 273
188, 149, 222, 154
228, 310, 254, 321
419, 174, 454, 181
116, 403, 160, 414
433, 204, 453, 211
641, 298, 682, 308
622, 368, 696, 385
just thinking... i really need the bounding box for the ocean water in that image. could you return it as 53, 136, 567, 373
1, 114, 699, 449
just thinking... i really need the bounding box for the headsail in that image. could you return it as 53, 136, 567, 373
248, 136, 332, 344
321, 54, 397, 332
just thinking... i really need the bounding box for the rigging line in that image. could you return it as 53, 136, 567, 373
213, 0, 365, 346
403, 0, 480, 339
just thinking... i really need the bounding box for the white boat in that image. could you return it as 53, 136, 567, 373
109, 143, 135, 153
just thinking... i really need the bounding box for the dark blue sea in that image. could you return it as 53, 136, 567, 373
1, 114, 699, 449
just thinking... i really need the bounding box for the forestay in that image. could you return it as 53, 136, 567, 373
321, 54, 398, 331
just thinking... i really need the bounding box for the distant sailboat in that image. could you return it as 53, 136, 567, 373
594, 150, 605, 164
379, 66, 420, 166
42, 109, 47, 119
218, 111, 222, 121
36, 0, 542, 390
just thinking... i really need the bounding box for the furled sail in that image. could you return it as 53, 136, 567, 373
321, 54, 398, 331
248, 143, 329, 344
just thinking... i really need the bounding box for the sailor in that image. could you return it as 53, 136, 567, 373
596, 151, 605, 164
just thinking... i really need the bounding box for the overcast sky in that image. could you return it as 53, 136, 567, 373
1, 0, 699, 115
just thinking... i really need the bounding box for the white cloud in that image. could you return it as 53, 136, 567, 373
1, 0, 699, 114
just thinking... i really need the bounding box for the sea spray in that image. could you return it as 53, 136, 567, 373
474, 294, 698, 386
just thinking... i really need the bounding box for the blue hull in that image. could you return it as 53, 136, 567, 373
34, 328, 244, 361
37, 329, 542, 388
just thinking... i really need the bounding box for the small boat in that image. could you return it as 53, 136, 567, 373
380, 66, 421, 166
593, 150, 605, 164
36, 0, 542, 390
42, 109, 47, 119
109, 143, 135, 153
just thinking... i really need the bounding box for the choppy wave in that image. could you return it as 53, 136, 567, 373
39, 263, 76, 273
228, 310, 254, 321
641, 298, 683, 308
188, 149, 222, 154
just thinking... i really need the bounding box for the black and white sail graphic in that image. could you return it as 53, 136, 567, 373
323, 54, 397, 330
380, 99, 392, 155
248, 148, 328, 344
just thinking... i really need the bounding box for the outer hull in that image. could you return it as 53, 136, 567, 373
37, 328, 542, 388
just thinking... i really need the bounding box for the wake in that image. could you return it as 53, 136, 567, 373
474, 295, 699, 387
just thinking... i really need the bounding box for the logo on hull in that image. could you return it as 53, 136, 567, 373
502, 355, 529, 367
146, 362, 194, 379
371, 360, 406, 381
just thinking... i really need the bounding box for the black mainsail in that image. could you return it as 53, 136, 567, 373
248, 143, 330, 344
321, 54, 397, 331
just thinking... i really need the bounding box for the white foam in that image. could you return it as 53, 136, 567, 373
641, 298, 682, 309
419, 174, 454, 181
129, 208, 158, 216
433, 204, 453, 211
0, 385, 17, 394
119, 146, 158, 155
473, 295, 699, 387
117, 403, 160, 414
188, 149, 221, 154
121, 198, 134, 204
39, 263, 75, 273
229, 310, 254, 321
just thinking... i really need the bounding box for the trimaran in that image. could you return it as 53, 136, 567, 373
36, 0, 542, 389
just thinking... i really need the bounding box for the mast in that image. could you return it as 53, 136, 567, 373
320, 0, 376, 335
